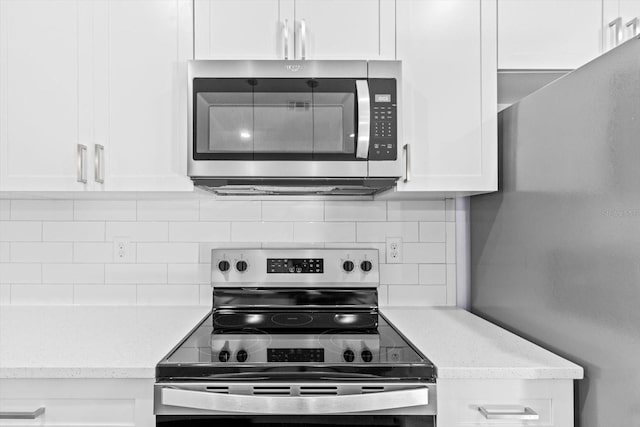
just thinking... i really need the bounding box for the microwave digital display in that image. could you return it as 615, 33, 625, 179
375, 94, 392, 103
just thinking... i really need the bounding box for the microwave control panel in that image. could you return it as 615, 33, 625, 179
369, 79, 397, 161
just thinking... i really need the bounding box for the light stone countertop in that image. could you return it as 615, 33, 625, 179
0, 306, 583, 380
382, 307, 584, 380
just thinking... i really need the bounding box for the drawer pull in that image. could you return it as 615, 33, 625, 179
478, 406, 539, 420
0, 407, 45, 419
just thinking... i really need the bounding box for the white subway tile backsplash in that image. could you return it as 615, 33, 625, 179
105, 264, 167, 284
445, 198, 456, 222
388, 201, 446, 221
356, 222, 419, 243
42, 264, 104, 284
137, 284, 200, 305
11, 200, 73, 221
388, 285, 447, 306
137, 243, 199, 263
11, 243, 73, 263
1, 195, 454, 307
0, 242, 10, 262
231, 222, 293, 242
419, 222, 446, 242
0, 264, 41, 283
294, 222, 355, 242
138, 200, 199, 221
74, 200, 137, 221
445, 222, 456, 263
419, 264, 447, 285
262, 201, 324, 222
0, 201, 9, 220
73, 284, 136, 305
325, 201, 386, 222
200, 200, 261, 221
43, 222, 105, 242
380, 264, 419, 285
105, 222, 168, 242
0, 222, 42, 241
73, 243, 117, 263
10, 284, 74, 305
169, 222, 231, 242
168, 264, 210, 284
403, 243, 446, 264
0, 285, 10, 304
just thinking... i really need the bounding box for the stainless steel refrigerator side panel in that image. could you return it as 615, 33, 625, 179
470, 36, 640, 427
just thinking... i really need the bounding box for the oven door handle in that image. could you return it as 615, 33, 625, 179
161, 387, 429, 414
355, 80, 371, 159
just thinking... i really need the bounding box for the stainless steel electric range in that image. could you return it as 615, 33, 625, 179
155, 249, 436, 426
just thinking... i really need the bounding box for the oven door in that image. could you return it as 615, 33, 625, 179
155, 382, 435, 426
188, 77, 370, 178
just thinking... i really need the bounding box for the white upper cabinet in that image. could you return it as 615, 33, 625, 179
194, 0, 395, 60
0, 0, 89, 191
91, 0, 193, 191
388, 0, 497, 196
498, 0, 603, 70
604, 0, 640, 51
194, 0, 286, 60
0, 0, 193, 192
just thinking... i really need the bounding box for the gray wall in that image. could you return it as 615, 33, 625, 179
470, 38, 640, 426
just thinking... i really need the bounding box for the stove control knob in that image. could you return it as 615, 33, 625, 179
236, 260, 248, 272
236, 349, 248, 362
218, 350, 231, 362
218, 260, 230, 272
361, 349, 373, 362
343, 349, 355, 362
342, 260, 354, 272
360, 260, 373, 272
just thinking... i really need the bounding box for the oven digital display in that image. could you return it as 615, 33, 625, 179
267, 258, 324, 274
268, 348, 324, 362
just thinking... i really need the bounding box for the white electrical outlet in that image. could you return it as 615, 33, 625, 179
113, 237, 133, 263
386, 237, 402, 263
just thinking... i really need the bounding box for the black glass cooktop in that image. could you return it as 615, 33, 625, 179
156, 312, 435, 381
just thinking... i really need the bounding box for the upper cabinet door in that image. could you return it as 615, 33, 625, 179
91, 0, 193, 191
195, 0, 287, 59
0, 0, 91, 191
604, 0, 640, 50
498, 0, 602, 69
293, 0, 395, 60
392, 0, 497, 195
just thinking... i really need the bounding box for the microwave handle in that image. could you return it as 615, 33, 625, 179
355, 80, 371, 159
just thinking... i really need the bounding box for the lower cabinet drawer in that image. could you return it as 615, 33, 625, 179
436, 379, 574, 427
0, 398, 135, 427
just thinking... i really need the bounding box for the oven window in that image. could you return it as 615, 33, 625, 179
157, 415, 434, 426
193, 78, 358, 161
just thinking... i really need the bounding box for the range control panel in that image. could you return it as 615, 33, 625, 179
268, 258, 324, 274
369, 78, 397, 161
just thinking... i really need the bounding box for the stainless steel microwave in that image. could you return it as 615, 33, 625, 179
187, 60, 402, 196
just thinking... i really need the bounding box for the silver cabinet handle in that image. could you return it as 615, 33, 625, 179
609, 17, 623, 46
355, 80, 370, 159
300, 19, 307, 60
403, 143, 411, 182
0, 407, 45, 419
77, 144, 87, 184
94, 144, 105, 184
626, 17, 639, 37
478, 406, 539, 420
282, 19, 290, 60
162, 387, 428, 415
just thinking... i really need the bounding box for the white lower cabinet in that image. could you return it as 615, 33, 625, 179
0, 379, 154, 427
437, 379, 574, 427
